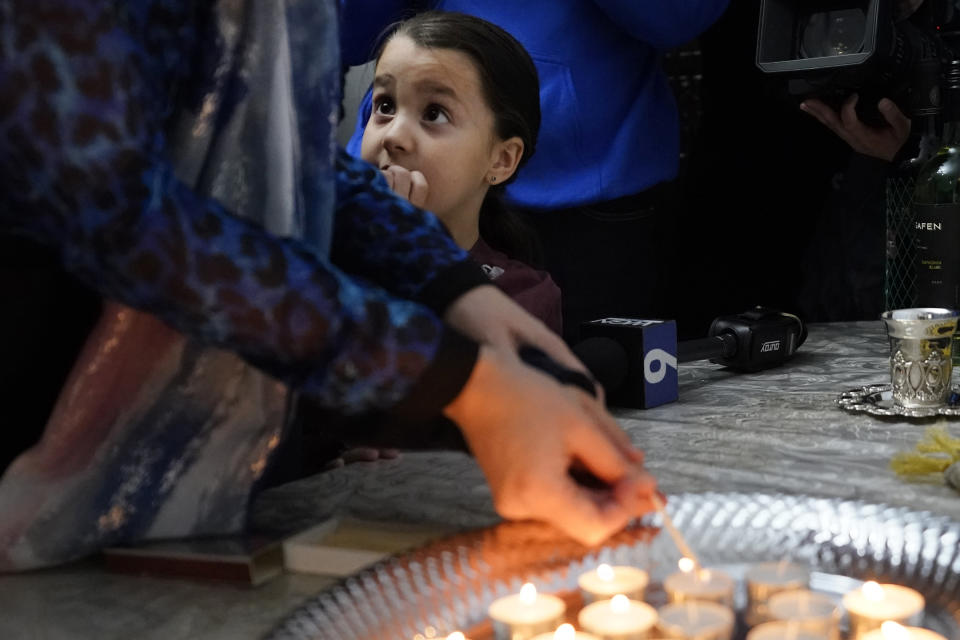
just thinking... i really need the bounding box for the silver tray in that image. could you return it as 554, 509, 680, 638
266, 492, 960, 640
837, 383, 960, 417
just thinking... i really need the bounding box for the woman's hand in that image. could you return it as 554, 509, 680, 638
800, 94, 911, 162
445, 344, 656, 546
444, 285, 587, 378
381, 165, 429, 209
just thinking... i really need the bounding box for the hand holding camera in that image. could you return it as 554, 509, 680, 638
800, 93, 912, 161
757, 0, 959, 151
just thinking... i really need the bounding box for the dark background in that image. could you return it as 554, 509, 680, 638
665, 0, 888, 339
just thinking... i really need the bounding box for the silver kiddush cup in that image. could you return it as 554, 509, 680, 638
881, 308, 960, 409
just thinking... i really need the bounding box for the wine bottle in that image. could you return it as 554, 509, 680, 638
913, 59, 960, 363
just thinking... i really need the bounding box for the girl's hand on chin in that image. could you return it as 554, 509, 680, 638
381, 165, 429, 209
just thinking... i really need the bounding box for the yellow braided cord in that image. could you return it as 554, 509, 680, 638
890, 424, 960, 478
891, 452, 952, 475
928, 428, 960, 458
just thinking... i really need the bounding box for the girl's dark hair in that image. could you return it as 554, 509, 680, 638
376, 11, 544, 264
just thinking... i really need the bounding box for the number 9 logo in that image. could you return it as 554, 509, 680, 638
643, 348, 678, 384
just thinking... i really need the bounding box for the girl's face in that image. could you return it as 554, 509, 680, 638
361, 35, 520, 232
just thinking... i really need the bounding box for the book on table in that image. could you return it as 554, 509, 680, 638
102, 517, 457, 584
282, 516, 458, 577
102, 532, 287, 586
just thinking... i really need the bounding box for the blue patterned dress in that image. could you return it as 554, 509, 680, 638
0, 0, 485, 570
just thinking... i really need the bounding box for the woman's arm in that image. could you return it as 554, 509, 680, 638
331, 150, 491, 314
0, 1, 475, 417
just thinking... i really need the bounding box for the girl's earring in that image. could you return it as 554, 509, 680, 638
489, 176, 497, 183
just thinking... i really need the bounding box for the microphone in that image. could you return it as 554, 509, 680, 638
678, 307, 807, 371
575, 318, 679, 410
574, 308, 807, 409
571, 336, 629, 393
675, 333, 737, 363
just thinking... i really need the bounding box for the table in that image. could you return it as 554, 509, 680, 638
1, 321, 957, 639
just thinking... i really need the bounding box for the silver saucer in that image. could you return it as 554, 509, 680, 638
266, 492, 960, 640
837, 383, 960, 417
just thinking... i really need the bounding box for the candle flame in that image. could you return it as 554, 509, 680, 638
554, 623, 576, 640
699, 569, 712, 582
519, 583, 537, 605
446, 633, 466, 640
880, 621, 910, 640
678, 557, 695, 573
863, 581, 885, 602
597, 563, 615, 582
611, 594, 630, 614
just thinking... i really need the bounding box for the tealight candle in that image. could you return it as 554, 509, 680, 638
578, 564, 650, 604
746, 620, 833, 640
578, 594, 658, 639
744, 561, 810, 625
766, 589, 841, 640
861, 621, 947, 640
657, 600, 736, 640
531, 623, 601, 640
663, 561, 736, 607
489, 583, 566, 640
842, 582, 925, 640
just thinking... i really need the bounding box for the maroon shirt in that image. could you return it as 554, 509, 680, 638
469, 237, 563, 335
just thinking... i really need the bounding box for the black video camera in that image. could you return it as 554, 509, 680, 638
756, 0, 960, 125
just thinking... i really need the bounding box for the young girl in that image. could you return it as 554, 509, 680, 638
357, 11, 563, 335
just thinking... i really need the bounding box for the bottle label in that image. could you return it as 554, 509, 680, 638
914, 203, 960, 308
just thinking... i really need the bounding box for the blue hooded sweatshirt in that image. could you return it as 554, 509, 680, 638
341, 0, 730, 211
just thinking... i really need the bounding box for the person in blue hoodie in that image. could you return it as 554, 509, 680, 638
342, 1, 730, 343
